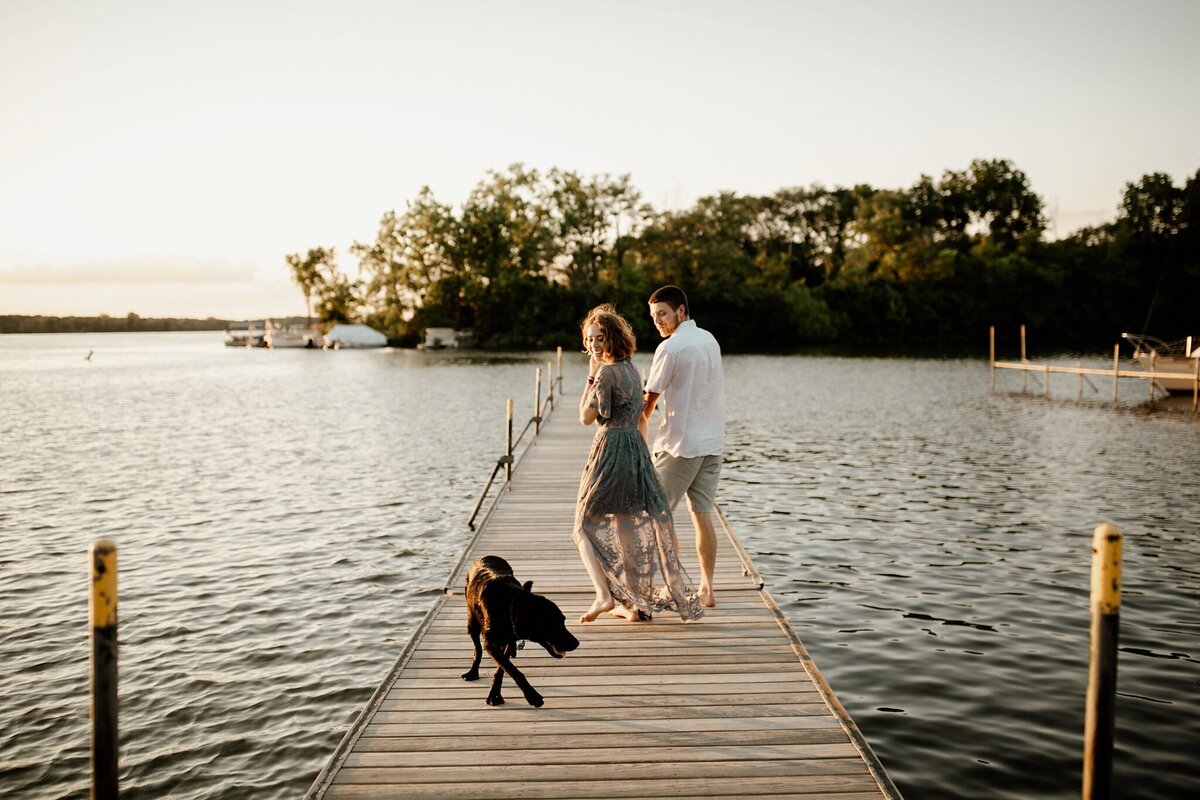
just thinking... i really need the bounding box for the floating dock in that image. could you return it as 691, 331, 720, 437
306, 391, 900, 799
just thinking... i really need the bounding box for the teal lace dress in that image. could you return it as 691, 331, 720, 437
573, 359, 704, 621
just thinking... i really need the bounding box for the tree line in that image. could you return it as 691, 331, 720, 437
286, 158, 1196, 353
0, 313, 232, 334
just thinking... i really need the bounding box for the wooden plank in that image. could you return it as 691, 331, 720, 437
351, 727, 852, 753
342, 742, 859, 768
331, 757, 869, 784
378, 690, 823, 711
368, 703, 835, 723
323, 774, 884, 799
362, 716, 843, 737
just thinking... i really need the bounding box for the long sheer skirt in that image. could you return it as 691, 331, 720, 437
573, 427, 703, 621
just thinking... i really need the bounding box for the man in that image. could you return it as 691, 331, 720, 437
641, 285, 725, 608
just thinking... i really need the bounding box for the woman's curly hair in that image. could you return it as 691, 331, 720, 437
581, 303, 637, 362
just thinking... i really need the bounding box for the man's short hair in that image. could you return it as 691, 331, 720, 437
649, 285, 688, 314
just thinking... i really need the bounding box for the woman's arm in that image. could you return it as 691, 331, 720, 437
580, 357, 601, 425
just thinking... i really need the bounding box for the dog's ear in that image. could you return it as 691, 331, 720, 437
522, 580, 534, 593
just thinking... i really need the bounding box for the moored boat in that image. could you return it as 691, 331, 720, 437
264, 324, 324, 349
224, 321, 266, 347
323, 323, 387, 348
1122, 332, 1200, 393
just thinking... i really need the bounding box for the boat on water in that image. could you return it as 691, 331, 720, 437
264, 324, 324, 349
1122, 332, 1200, 393
418, 327, 475, 350
224, 321, 266, 347
323, 324, 388, 348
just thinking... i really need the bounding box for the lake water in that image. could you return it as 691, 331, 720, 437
1, 332, 1197, 799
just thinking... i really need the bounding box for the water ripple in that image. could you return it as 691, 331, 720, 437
2, 337, 1198, 799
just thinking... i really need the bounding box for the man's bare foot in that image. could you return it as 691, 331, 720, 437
580, 596, 614, 623
699, 587, 716, 608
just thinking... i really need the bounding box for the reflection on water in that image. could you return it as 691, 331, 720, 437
1, 335, 1197, 799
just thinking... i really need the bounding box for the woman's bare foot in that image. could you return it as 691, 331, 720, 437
609, 604, 634, 620
699, 587, 716, 608
610, 605, 651, 621
580, 596, 614, 623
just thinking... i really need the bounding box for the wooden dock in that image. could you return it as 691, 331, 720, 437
306, 393, 901, 800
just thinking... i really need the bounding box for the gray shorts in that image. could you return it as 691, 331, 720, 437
653, 452, 722, 514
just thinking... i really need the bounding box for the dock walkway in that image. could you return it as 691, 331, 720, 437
307, 398, 900, 799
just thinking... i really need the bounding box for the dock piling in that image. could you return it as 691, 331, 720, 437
1083, 523, 1121, 800
1148, 351, 1157, 402
1111, 345, 1120, 404
534, 368, 543, 435
1021, 325, 1028, 392
1185, 352, 1195, 410
91, 539, 119, 800
505, 398, 514, 482
989, 327, 996, 390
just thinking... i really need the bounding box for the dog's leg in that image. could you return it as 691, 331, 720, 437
462, 614, 482, 681
486, 642, 544, 708
486, 663, 506, 706
485, 643, 508, 705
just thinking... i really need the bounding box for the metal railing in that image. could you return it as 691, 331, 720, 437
467, 347, 565, 530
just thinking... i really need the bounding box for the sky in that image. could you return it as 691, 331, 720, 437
1, 0, 1197, 319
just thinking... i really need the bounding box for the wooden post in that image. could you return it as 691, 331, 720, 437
546, 360, 554, 411
534, 367, 543, 435
1111, 344, 1120, 404
1083, 523, 1122, 800
989, 326, 996, 391
1193, 354, 1199, 411
91, 539, 118, 800
1077, 361, 1084, 400
556, 346, 563, 393
1148, 350, 1156, 402
1021, 325, 1028, 392
504, 398, 513, 482
1044, 362, 1050, 398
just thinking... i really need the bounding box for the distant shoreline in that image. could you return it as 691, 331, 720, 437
0, 314, 302, 334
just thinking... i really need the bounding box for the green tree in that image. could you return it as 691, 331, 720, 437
285, 248, 328, 325
285, 247, 359, 325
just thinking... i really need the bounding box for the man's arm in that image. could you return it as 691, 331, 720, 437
640, 390, 660, 443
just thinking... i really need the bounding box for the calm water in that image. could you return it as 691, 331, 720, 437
1, 332, 1197, 799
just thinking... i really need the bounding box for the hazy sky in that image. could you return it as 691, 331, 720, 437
2, 0, 1197, 319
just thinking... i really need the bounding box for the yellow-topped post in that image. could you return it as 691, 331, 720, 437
1083, 523, 1121, 800
91, 539, 119, 799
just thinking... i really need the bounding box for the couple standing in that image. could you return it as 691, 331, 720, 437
573, 285, 725, 624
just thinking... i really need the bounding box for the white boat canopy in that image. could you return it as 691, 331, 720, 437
324, 324, 388, 348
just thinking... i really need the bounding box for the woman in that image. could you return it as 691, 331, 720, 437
573, 304, 704, 624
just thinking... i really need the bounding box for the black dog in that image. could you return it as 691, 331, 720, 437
461, 555, 579, 707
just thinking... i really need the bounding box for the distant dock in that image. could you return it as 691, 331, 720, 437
991, 325, 1200, 408
305, 385, 901, 799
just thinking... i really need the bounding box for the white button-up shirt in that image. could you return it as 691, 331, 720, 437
645, 319, 725, 458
